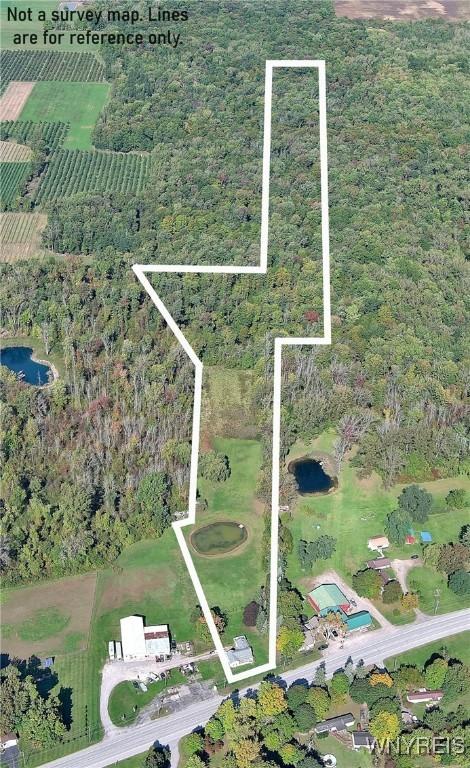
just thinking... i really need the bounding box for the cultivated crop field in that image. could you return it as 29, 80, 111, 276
0, 211, 47, 261
1, 50, 104, 82
0, 80, 34, 120
0, 160, 30, 208
36, 149, 151, 201
0, 139, 32, 161
1, 119, 69, 151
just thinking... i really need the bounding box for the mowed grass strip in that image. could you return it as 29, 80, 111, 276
0, 211, 48, 261
189, 437, 269, 665
18, 81, 110, 149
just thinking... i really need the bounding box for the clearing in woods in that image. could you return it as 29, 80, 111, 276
334, 0, 470, 21
1, 571, 97, 658
0, 212, 47, 261
19, 81, 110, 149
0, 80, 35, 120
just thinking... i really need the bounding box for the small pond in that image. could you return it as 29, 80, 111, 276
191, 521, 248, 556
288, 457, 335, 495
0, 346, 53, 386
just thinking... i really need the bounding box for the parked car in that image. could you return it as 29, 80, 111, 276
411, 554, 419, 559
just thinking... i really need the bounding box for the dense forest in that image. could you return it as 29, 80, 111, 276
1, 0, 469, 582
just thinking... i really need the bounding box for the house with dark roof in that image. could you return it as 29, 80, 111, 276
367, 557, 391, 570
314, 713, 355, 734
352, 731, 375, 750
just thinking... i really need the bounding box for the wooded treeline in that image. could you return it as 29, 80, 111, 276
1, 1, 468, 582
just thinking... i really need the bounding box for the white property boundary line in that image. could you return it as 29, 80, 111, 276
133, 60, 331, 684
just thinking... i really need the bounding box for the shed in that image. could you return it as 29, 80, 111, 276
307, 583, 350, 615
420, 531, 433, 543
407, 689, 443, 704
405, 535, 416, 545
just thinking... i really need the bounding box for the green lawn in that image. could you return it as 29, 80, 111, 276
104, 755, 148, 768
108, 669, 185, 727
385, 631, 470, 670
186, 437, 269, 666
17, 607, 70, 641
286, 430, 470, 621
1, 0, 98, 51
314, 734, 373, 768
18, 82, 110, 149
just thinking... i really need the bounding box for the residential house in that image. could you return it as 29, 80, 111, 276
314, 713, 355, 734
407, 689, 443, 704
352, 731, 375, 750
367, 557, 391, 570
227, 636, 254, 668
367, 535, 390, 551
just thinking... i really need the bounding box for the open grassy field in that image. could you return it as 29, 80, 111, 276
1, 0, 99, 51
187, 436, 269, 666
286, 430, 470, 621
0, 212, 48, 261
18, 81, 110, 149
202, 366, 259, 444
385, 631, 470, 669
1, 572, 97, 659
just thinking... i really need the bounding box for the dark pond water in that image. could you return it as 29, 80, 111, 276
191, 521, 248, 556
289, 457, 334, 495
0, 346, 52, 386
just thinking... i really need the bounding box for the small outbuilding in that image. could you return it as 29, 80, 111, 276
345, 610, 372, 632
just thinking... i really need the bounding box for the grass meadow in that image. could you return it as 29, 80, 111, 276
18, 81, 110, 149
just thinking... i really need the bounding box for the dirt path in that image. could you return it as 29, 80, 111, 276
391, 558, 421, 593
317, 569, 393, 629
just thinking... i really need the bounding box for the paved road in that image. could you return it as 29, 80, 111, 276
40, 608, 470, 768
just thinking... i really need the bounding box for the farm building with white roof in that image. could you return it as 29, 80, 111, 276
120, 615, 171, 661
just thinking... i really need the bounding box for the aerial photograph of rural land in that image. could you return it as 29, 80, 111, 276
0, 1, 469, 768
